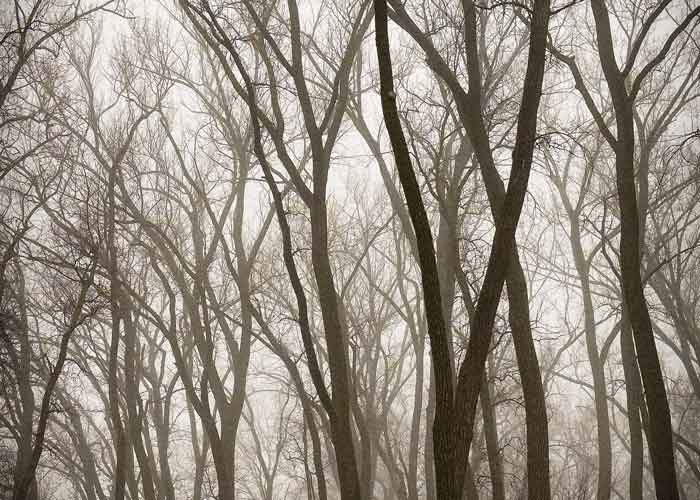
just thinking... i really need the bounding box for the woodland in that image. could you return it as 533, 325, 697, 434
1, 0, 700, 499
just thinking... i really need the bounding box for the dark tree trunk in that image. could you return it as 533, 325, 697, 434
374, 1, 550, 499
589, 3, 680, 497
384, 5, 552, 497
480, 378, 505, 500
621, 308, 644, 500
374, 0, 454, 497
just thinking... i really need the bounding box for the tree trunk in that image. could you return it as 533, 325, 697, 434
106, 161, 127, 500
621, 307, 644, 500
480, 378, 505, 500
566, 208, 612, 500
374, 1, 454, 497
589, 2, 680, 496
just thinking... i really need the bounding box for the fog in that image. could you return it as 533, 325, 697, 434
1, 1, 699, 499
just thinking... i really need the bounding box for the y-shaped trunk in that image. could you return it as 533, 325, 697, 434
374, 0, 550, 498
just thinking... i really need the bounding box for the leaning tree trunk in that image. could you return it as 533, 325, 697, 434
374, 0, 454, 496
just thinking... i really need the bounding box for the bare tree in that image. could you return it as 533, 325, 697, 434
2, 1, 700, 499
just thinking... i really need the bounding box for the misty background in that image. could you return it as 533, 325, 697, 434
1, 1, 699, 499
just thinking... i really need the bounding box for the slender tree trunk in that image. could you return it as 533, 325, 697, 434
106, 162, 127, 500
219, 40, 362, 499
566, 212, 612, 500
425, 366, 437, 500
614, 109, 678, 500
310, 198, 362, 499
151, 381, 177, 500
123, 309, 157, 500
375, 1, 549, 498
299, 384, 329, 500
62, 400, 100, 500
589, 2, 679, 496
12, 288, 36, 500
621, 307, 644, 500
505, 259, 551, 500
383, 6, 551, 497
374, 1, 454, 496
408, 340, 424, 500
450, 2, 551, 498
480, 377, 505, 500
